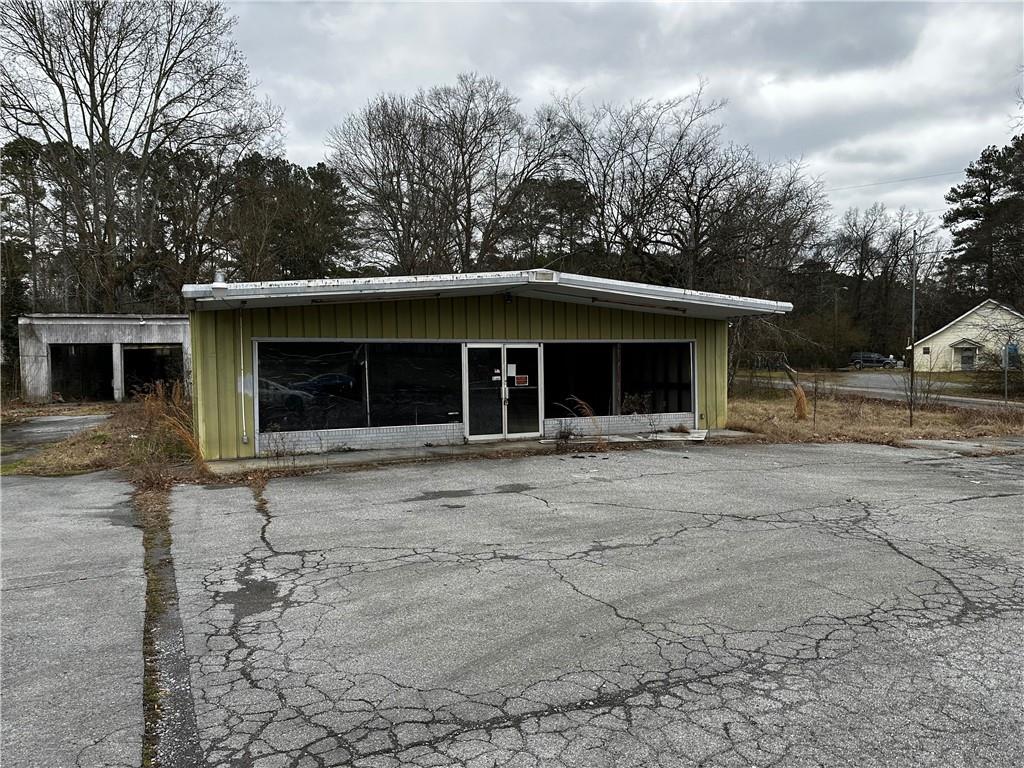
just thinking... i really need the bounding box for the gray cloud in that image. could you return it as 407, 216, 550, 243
230, 1, 1023, 224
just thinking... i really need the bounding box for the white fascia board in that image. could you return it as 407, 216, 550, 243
182, 272, 530, 306
948, 337, 983, 348
182, 269, 792, 319
553, 273, 793, 317
19, 313, 188, 325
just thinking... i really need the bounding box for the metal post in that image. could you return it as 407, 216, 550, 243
833, 286, 839, 371
909, 230, 917, 427
1005, 340, 1010, 405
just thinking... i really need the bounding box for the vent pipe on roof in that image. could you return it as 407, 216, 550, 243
211, 270, 227, 295
528, 269, 558, 283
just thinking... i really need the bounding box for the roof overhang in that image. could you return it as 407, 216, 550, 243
182, 269, 792, 321
19, 313, 188, 326
949, 337, 983, 348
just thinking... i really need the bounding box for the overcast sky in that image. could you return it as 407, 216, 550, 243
230, 1, 1023, 224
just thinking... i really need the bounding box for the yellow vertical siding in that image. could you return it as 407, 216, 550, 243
190, 296, 731, 459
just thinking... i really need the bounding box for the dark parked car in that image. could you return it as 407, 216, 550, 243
293, 372, 357, 397
849, 352, 896, 370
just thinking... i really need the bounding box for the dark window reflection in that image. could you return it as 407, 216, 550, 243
467, 347, 503, 436
620, 343, 693, 414
368, 343, 462, 426
543, 343, 614, 417
505, 347, 540, 434
258, 342, 367, 432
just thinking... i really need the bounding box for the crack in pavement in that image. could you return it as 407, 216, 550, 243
171, 448, 1024, 767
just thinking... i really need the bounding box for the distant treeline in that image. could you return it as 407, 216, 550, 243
1, 1, 1021, 376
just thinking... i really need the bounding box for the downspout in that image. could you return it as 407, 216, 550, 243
239, 308, 249, 444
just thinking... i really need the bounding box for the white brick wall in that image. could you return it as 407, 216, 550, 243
257, 422, 463, 456
255, 411, 695, 455
543, 412, 696, 438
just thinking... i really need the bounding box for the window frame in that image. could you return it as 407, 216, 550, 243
254, 339, 370, 434
251, 336, 702, 451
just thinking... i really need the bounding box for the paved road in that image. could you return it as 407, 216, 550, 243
171, 442, 1024, 767
781, 370, 1023, 410
1, 471, 145, 768
2, 414, 110, 463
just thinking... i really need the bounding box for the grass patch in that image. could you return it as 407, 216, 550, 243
3, 425, 119, 476
6, 382, 208, 479
134, 485, 175, 768
1, 399, 113, 426
728, 393, 1024, 445
0, 458, 26, 475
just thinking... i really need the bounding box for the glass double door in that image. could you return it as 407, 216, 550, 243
465, 344, 542, 439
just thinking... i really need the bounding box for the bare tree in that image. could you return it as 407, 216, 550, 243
1, 0, 279, 310
327, 73, 562, 275
557, 87, 724, 277
327, 93, 454, 274
420, 74, 564, 271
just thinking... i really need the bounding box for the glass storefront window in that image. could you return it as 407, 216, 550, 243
257, 342, 367, 432
620, 343, 693, 414
368, 343, 462, 427
256, 339, 695, 436
543, 343, 614, 417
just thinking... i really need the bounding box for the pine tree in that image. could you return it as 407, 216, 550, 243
942, 135, 1024, 308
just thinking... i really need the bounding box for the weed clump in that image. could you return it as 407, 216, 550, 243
6, 381, 208, 479
134, 381, 204, 469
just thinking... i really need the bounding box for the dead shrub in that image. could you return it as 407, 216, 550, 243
135, 381, 204, 468
792, 385, 808, 421
552, 396, 607, 451
6, 381, 208, 479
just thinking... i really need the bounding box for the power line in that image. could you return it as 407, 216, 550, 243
825, 170, 963, 193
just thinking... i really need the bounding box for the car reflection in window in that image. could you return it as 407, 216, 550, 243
257, 342, 368, 432
293, 373, 357, 398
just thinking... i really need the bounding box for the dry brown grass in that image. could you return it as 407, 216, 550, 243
2, 424, 121, 476
137, 381, 203, 466
566, 395, 608, 451
5, 382, 209, 479
728, 391, 1024, 446
1, 399, 112, 426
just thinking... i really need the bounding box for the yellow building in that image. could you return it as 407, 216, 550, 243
183, 269, 792, 460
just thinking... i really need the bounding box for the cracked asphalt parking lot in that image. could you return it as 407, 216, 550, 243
170, 442, 1024, 768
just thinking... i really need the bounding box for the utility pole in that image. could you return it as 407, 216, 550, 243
833, 286, 839, 371
832, 283, 848, 371
909, 230, 918, 427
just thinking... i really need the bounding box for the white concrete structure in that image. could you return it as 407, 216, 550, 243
18, 314, 191, 402
911, 300, 1024, 372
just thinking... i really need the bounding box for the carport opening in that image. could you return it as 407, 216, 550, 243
123, 344, 185, 397
49, 343, 114, 401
